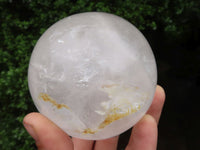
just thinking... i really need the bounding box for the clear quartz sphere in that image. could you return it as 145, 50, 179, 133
28, 12, 157, 140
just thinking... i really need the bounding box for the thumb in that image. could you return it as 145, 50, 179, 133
23, 112, 73, 150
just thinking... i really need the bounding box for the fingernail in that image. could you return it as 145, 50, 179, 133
23, 123, 38, 141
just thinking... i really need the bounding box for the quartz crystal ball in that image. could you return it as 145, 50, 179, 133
28, 12, 157, 140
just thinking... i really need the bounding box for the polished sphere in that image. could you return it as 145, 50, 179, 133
28, 12, 157, 140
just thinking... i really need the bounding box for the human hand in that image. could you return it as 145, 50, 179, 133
23, 85, 165, 150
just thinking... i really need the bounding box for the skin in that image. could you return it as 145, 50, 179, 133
23, 85, 165, 150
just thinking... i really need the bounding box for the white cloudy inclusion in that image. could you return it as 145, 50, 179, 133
28, 12, 157, 140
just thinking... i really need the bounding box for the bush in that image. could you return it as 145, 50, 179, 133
0, 0, 199, 149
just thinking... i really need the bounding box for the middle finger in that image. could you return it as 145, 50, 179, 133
72, 137, 94, 150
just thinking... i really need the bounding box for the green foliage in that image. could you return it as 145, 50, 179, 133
0, 0, 199, 149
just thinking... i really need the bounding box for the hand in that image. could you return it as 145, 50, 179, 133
23, 85, 165, 150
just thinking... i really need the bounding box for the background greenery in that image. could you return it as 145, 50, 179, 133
0, 0, 199, 149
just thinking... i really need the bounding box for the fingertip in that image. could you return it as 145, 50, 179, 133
139, 114, 157, 129
156, 85, 166, 102
23, 112, 42, 142
147, 85, 165, 123
23, 112, 40, 125
134, 114, 157, 134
